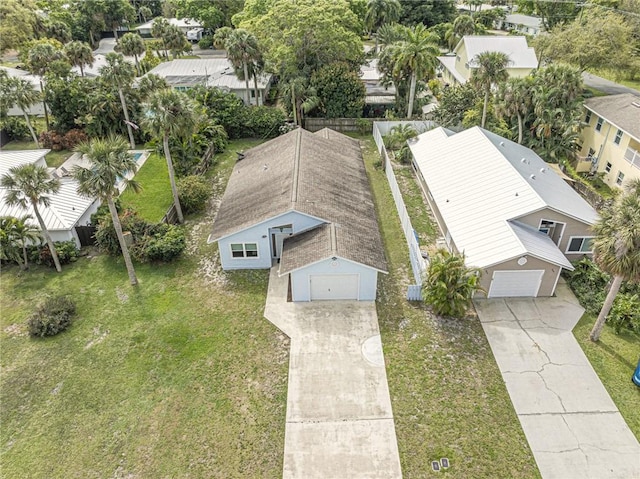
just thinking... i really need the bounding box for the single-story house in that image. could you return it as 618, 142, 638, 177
208, 128, 388, 301
495, 13, 543, 36
360, 58, 396, 111
0, 150, 99, 248
135, 18, 202, 37
409, 126, 598, 298
141, 58, 272, 105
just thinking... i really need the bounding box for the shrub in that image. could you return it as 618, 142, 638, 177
0, 117, 31, 140
198, 35, 213, 49
133, 225, 186, 263
37, 240, 79, 267
94, 209, 149, 255
178, 175, 211, 214
28, 296, 76, 337
61, 129, 88, 150
607, 293, 640, 334
243, 106, 286, 138
39, 130, 64, 150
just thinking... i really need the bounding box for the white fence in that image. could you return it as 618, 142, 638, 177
373, 121, 430, 301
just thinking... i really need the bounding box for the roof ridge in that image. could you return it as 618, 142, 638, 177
329, 223, 337, 255
290, 128, 302, 205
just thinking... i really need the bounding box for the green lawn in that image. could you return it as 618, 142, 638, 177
2, 140, 72, 168
573, 314, 640, 440
0, 139, 287, 478
359, 136, 540, 478
120, 152, 173, 222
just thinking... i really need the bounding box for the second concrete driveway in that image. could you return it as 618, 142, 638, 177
264, 268, 402, 479
475, 282, 640, 479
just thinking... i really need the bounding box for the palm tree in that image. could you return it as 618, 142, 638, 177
118, 33, 145, 75
376, 23, 405, 50
0, 164, 62, 272
73, 136, 141, 286
5, 77, 41, 147
453, 15, 476, 37
390, 24, 439, 118
226, 29, 261, 105
64, 41, 95, 78
142, 89, 200, 224
495, 77, 533, 144
27, 43, 66, 131
10, 215, 41, 270
280, 77, 320, 126
100, 53, 136, 149
589, 180, 640, 341
151, 17, 170, 58
213, 26, 233, 51
471, 51, 510, 128
365, 0, 402, 51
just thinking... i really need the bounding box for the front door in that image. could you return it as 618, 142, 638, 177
270, 225, 293, 259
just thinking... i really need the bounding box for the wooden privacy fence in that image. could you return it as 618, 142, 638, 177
162, 204, 179, 225
373, 121, 428, 301
304, 118, 363, 132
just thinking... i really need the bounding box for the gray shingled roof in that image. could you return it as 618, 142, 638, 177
209, 128, 387, 273
584, 93, 640, 141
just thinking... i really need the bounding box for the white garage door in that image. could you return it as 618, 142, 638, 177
310, 274, 359, 300
488, 270, 544, 298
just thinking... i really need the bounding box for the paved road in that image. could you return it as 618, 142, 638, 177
264, 267, 402, 479
475, 281, 640, 479
582, 72, 640, 96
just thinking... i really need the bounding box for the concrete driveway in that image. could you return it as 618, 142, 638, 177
474, 282, 640, 479
264, 268, 402, 479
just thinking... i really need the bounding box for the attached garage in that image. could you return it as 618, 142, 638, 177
310, 274, 360, 301
488, 270, 545, 298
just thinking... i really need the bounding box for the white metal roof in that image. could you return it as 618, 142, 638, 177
143, 59, 271, 91
436, 55, 468, 84
503, 14, 543, 29
135, 18, 202, 31
409, 127, 597, 268
0, 66, 41, 90
458, 35, 538, 69
509, 221, 573, 269
0, 150, 96, 231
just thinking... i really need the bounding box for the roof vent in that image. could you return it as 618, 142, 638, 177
500, 141, 505, 146
263, 164, 268, 171
530, 174, 536, 180
236, 151, 245, 161
521, 157, 527, 163
540, 167, 546, 173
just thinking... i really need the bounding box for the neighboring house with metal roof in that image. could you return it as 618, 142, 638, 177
360, 59, 396, 114
437, 35, 538, 87
208, 128, 388, 301
135, 18, 202, 36
409, 126, 598, 298
0, 150, 99, 248
576, 93, 640, 189
0, 66, 44, 117
495, 14, 543, 36
142, 58, 271, 105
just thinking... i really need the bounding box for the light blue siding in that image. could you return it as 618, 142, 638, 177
289, 258, 379, 301
218, 211, 324, 270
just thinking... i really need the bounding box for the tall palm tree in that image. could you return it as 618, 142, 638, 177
118, 33, 145, 75
64, 41, 95, 78
495, 77, 533, 144
5, 77, 41, 147
390, 24, 439, 118
27, 43, 66, 131
280, 77, 319, 126
151, 17, 170, 58
589, 180, 640, 341
73, 136, 141, 286
213, 26, 233, 51
226, 29, 261, 105
453, 15, 477, 37
365, 0, 402, 51
142, 89, 200, 224
471, 51, 510, 128
100, 52, 136, 149
0, 164, 62, 272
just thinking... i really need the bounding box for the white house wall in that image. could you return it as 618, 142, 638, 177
289, 258, 379, 301
218, 211, 324, 270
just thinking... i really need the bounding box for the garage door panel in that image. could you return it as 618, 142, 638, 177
488, 270, 544, 298
310, 274, 359, 301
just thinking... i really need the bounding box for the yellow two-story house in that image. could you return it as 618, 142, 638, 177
577, 94, 640, 189
437, 35, 538, 86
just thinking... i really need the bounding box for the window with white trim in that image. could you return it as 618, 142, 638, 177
230, 243, 258, 258
567, 237, 594, 253
584, 110, 592, 124
605, 162, 612, 173
595, 117, 604, 132
616, 171, 625, 185
614, 129, 623, 145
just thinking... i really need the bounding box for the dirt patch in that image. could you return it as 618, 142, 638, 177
84, 327, 109, 350
3, 323, 27, 338
115, 287, 129, 303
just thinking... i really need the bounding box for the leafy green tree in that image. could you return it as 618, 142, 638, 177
310, 63, 366, 118
238, 0, 364, 80
118, 33, 145, 75
516, 0, 579, 30
174, 0, 222, 30
225, 28, 261, 105
433, 83, 479, 127
213, 26, 233, 50
398, 0, 456, 27
589, 180, 640, 341
73, 136, 141, 286
422, 249, 483, 318
495, 77, 533, 144
64, 40, 94, 77
0, 0, 39, 54
471, 51, 510, 128
0, 164, 62, 272
100, 52, 136, 149
138, 5, 152, 22
0, 215, 41, 269
142, 89, 201, 224
1, 75, 41, 146
69, 0, 107, 47
45, 74, 95, 133
43, 20, 72, 44
102, 0, 135, 42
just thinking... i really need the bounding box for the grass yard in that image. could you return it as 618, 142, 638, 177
120, 152, 173, 222
358, 135, 540, 478
2, 140, 72, 168
573, 314, 640, 440
393, 163, 439, 244
0, 139, 287, 478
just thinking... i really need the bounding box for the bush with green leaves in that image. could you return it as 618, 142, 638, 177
607, 293, 640, 334
178, 175, 211, 214
132, 224, 186, 263
310, 62, 366, 118
0, 117, 31, 141
198, 35, 214, 49
422, 249, 484, 318
243, 106, 286, 138
28, 296, 76, 338
35, 240, 78, 267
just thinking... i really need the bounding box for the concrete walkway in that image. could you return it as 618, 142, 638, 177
474, 282, 640, 479
264, 267, 402, 479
